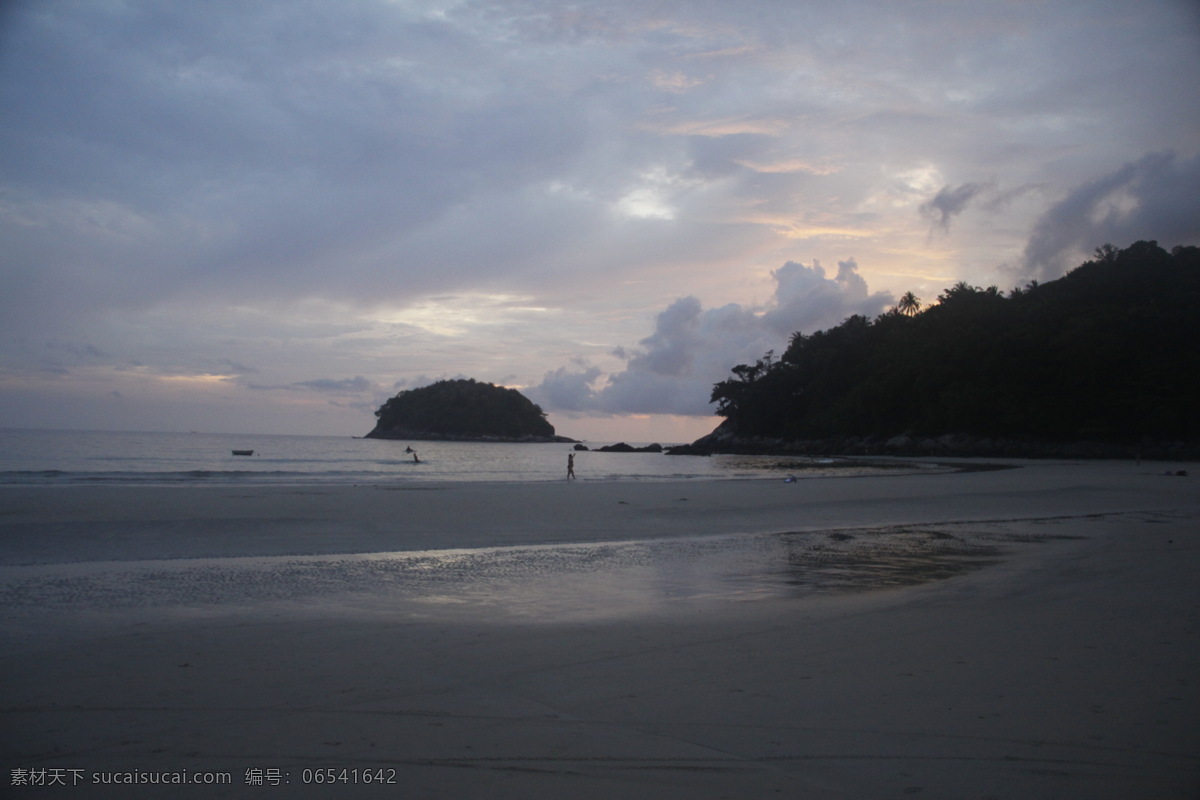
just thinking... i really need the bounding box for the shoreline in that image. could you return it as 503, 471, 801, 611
669, 429, 1200, 461
0, 458, 1192, 566
2, 459, 1197, 797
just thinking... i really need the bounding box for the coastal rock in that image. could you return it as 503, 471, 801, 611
596, 442, 663, 453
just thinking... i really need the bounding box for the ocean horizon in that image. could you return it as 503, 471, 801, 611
0, 428, 904, 486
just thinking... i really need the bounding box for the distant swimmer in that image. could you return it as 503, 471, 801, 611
412, 451, 420, 463
567, 452, 576, 480
405, 446, 414, 453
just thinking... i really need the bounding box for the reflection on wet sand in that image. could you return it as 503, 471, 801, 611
773, 526, 1006, 592
773, 520, 1087, 592
0, 515, 1091, 633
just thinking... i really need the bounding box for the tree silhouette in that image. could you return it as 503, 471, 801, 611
707, 241, 1200, 446
896, 291, 922, 316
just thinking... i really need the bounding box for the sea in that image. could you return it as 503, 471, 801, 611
0, 428, 883, 486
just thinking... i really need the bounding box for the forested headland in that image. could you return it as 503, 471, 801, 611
366, 378, 574, 442
682, 241, 1199, 459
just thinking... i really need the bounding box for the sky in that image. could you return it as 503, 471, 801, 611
2, 0, 1198, 442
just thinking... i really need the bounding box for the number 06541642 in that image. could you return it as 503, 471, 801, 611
301, 768, 397, 785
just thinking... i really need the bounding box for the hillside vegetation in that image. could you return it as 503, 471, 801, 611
701, 241, 1199, 456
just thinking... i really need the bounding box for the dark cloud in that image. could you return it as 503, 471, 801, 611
530, 259, 893, 416
920, 182, 994, 232
982, 183, 1043, 213
1021, 152, 1200, 281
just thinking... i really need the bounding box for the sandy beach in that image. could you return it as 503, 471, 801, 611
1, 459, 1197, 798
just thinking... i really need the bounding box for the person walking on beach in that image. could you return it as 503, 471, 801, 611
567, 452, 576, 480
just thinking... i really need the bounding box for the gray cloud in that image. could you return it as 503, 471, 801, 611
1, 0, 1197, 436
5, 0, 1194, 326
1021, 152, 1200, 281
292, 376, 374, 393
248, 376, 374, 393
217, 358, 258, 375
920, 182, 995, 232
530, 259, 893, 416
535, 364, 607, 412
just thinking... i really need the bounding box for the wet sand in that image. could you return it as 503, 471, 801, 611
1, 459, 1198, 797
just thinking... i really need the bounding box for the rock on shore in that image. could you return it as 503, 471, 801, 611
666, 423, 1199, 460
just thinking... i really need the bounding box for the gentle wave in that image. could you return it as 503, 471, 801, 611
0, 469, 336, 486
0, 429, 919, 486
0, 467, 741, 486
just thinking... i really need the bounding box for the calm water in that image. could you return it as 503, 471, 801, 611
0, 428, 874, 486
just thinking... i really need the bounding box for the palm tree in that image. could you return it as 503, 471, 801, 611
897, 291, 922, 317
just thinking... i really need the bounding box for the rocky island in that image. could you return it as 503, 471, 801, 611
365, 378, 576, 443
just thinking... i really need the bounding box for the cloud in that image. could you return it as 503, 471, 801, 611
1, 1, 1197, 438
534, 364, 607, 411
294, 376, 374, 393
1021, 152, 1200, 281
761, 258, 887, 336
530, 258, 893, 416
216, 358, 258, 375
919, 181, 995, 232
249, 376, 374, 393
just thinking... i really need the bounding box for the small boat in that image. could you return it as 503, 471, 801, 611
231, 449, 254, 456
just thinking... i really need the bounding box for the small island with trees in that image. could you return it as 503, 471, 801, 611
365, 378, 576, 443
674, 241, 1199, 459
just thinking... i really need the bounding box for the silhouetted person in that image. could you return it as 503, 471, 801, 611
567, 452, 575, 480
